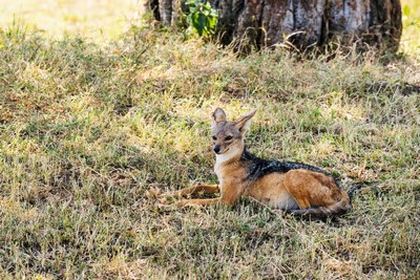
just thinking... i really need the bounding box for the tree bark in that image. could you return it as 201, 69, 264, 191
146, 0, 402, 52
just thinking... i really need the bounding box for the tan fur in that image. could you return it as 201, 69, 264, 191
158, 108, 351, 218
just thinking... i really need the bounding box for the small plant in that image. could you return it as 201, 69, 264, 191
185, 0, 218, 37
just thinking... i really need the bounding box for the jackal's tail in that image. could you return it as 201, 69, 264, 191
347, 182, 369, 200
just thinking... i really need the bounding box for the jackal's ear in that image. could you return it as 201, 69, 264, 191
212, 108, 226, 123
234, 110, 256, 134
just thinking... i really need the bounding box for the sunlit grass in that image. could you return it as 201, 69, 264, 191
400, 0, 420, 56
0, 0, 141, 41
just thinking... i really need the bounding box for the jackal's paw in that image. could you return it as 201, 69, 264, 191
175, 199, 202, 208
159, 191, 178, 198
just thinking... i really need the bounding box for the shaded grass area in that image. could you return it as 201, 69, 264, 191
0, 22, 419, 279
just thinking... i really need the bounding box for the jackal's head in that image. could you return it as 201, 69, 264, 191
211, 108, 256, 160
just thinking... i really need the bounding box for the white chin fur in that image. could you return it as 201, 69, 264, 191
215, 147, 240, 164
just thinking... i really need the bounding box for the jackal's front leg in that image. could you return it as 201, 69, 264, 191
162, 183, 219, 198
176, 183, 244, 208
176, 198, 220, 207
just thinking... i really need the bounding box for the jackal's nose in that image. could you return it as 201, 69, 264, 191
213, 145, 221, 154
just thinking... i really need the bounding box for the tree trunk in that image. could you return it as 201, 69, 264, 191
146, 0, 402, 52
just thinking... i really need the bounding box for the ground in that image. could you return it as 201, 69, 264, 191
0, 0, 419, 279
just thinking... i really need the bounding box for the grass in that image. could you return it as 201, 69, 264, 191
0, 1, 419, 279
0, 0, 140, 41
400, 0, 420, 56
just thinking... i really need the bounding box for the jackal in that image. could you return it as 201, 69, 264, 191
160, 108, 352, 218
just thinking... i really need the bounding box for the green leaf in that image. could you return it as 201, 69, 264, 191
184, 0, 218, 38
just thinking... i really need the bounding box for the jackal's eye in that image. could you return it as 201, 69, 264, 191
225, 135, 233, 141
212, 136, 217, 141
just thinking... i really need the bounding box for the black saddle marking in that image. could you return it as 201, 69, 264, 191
240, 148, 335, 182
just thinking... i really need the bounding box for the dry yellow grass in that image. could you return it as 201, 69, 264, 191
0, 0, 141, 41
